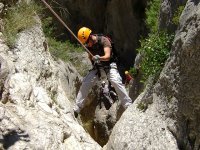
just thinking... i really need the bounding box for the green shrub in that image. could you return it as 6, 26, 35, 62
131, 0, 174, 83
3, 1, 41, 47
137, 102, 148, 111
42, 16, 55, 37
172, 5, 185, 25
137, 32, 174, 81
47, 37, 83, 62
41, 16, 84, 69
47, 37, 70, 61
146, 0, 161, 32
129, 67, 138, 77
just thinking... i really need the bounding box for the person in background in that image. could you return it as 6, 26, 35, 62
124, 71, 133, 93
125, 71, 133, 85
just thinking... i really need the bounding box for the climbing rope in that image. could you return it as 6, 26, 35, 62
40, 0, 94, 57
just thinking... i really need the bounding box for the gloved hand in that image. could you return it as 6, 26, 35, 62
92, 55, 100, 64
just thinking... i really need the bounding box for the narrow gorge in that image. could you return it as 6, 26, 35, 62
0, 0, 200, 150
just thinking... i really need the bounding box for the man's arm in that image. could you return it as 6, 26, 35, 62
92, 36, 112, 62
99, 47, 111, 61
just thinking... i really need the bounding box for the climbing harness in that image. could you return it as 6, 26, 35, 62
98, 80, 118, 110
40, 0, 94, 57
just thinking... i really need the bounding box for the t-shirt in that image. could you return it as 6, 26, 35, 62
88, 35, 112, 67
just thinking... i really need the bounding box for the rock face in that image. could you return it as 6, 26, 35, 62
0, 16, 101, 149
46, 0, 147, 68
104, 0, 200, 149
159, 0, 187, 33
93, 101, 123, 147
78, 82, 124, 147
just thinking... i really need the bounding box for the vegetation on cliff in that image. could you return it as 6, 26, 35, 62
2, 1, 86, 75
133, 0, 174, 82
3, 1, 40, 47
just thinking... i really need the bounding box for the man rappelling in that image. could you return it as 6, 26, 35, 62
39, 1, 132, 119
73, 27, 132, 118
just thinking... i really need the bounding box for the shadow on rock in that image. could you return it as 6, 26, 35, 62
1, 129, 30, 149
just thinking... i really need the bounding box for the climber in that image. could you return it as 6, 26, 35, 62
73, 27, 132, 118
125, 71, 133, 85
124, 70, 134, 93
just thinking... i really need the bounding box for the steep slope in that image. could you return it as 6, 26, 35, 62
0, 13, 101, 150
104, 0, 200, 149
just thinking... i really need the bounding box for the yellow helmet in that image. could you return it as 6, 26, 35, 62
77, 27, 92, 44
125, 71, 129, 75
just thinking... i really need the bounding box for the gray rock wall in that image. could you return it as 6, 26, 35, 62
159, 0, 187, 33
104, 0, 200, 149
0, 15, 101, 149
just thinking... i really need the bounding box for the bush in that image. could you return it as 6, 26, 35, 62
3, 1, 41, 47
41, 16, 55, 37
137, 102, 148, 111
137, 32, 174, 81
41, 15, 83, 60
129, 67, 138, 77
130, 0, 174, 83
146, 0, 161, 32
47, 37, 83, 62
172, 5, 185, 25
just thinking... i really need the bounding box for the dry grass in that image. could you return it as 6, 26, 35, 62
3, 1, 41, 47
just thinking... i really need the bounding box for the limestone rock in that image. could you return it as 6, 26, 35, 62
159, 0, 187, 33
104, 0, 200, 149
0, 3, 4, 14
0, 15, 101, 149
